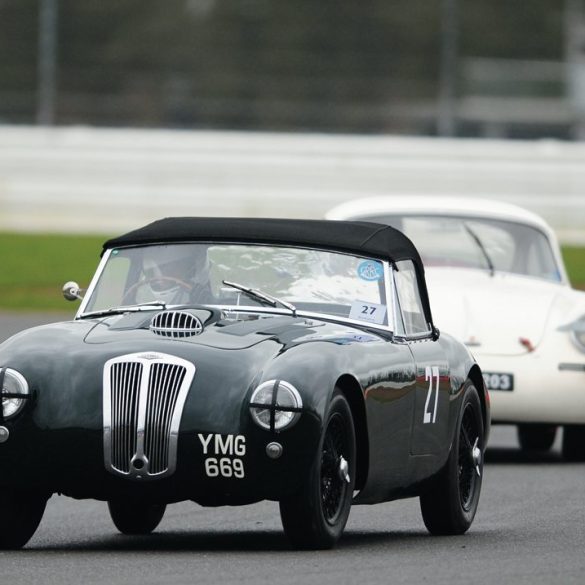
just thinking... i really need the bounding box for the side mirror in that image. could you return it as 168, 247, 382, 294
62, 281, 84, 301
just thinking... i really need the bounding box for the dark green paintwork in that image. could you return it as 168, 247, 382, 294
0, 309, 487, 506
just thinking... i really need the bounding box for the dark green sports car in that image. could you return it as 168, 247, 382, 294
0, 218, 489, 549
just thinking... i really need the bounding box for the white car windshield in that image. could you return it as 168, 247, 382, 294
82, 243, 391, 326
359, 214, 561, 282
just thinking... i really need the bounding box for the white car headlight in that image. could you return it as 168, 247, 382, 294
563, 316, 585, 353
1, 368, 30, 419
249, 380, 302, 431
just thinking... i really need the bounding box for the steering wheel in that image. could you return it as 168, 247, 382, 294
122, 276, 193, 304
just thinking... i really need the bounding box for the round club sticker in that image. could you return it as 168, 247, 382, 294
357, 260, 383, 281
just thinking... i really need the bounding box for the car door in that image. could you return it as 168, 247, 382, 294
392, 260, 451, 455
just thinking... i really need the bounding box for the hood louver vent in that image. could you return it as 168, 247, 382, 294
150, 311, 203, 338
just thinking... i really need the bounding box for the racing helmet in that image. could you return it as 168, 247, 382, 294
137, 245, 209, 304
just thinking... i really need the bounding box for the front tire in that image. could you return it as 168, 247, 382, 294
420, 380, 484, 535
562, 425, 585, 462
108, 500, 166, 535
0, 489, 47, 549
517, 424, 557, 452
279, 391, 356, 549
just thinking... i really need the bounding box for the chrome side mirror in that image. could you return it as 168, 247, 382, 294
62, 281, 84, 301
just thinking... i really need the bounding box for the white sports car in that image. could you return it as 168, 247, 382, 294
327, 197, 585, 460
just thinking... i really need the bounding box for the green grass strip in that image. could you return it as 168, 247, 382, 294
0, 232, 108, 311
562, 246, 585, 290
0, 232, 583, 311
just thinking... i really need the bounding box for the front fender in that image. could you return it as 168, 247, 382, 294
440, 332, 490, 445
256, 340, 362, 427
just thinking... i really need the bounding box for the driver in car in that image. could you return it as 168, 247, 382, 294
134, 245, 214, 305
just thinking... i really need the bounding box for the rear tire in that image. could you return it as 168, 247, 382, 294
420, 380, 484, 535
517, 424, 557, 452
562, 425, 585, 462
0, 488, 47, 549
108, 500, 166, 535
279, 391, 356, 549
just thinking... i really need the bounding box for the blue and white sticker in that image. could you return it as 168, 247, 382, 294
357, 260, 384, 282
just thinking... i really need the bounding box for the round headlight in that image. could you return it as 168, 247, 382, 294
1, 368, 30, 419
249, 380, 302, 431
568, 317, 585, 353
573, 332, 585, 352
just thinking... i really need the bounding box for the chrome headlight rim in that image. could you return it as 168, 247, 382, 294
564, 316, 585, 353
571, 329, 585, 353
0, 367, 31, 420
559, 315, 585, 354
249, 379, 303, 432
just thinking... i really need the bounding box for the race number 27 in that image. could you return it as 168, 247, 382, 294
423, 366, 440, 424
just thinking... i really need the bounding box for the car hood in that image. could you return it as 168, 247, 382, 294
0, 312, 338, 432
425, 268, 564, 356
82, 311, 323, 350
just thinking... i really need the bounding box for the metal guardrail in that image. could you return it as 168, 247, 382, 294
0, 125, 584, 243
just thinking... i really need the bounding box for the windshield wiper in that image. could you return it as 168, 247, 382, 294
78, 301, 167, 319
222, 280, 297, 317
463, 223, 495, 277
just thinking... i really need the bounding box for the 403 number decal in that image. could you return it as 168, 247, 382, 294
482, 372, 514, 391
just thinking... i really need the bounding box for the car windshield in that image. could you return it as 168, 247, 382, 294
358, 214, 561, 282
82, 243, 391, 327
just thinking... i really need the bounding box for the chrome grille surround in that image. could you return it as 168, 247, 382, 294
150, 311, 203, 338
103, 352, 196, 480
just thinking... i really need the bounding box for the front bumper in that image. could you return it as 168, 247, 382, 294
0, 415, 321, 504
477, 352, 585, 425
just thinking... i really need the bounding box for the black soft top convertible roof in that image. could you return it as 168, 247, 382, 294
104, 217, 419, 264
103, 217, 434, 327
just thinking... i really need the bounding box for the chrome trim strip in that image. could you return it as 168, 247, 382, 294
558, 363, 585, 372
216, 305, 395, 334
76, 248, 112, 318
384, 260, 397, 333
103, 352, 196, 480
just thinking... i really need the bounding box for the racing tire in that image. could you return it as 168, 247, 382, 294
279, 390, 356, 550
517, 424, 557, 452
108, 500, 166, 535
0, 488, 48, 549
420, 380, 484, 535
561, 425, 585, 462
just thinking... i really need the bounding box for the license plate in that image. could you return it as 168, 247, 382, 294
483, 372, 514, 391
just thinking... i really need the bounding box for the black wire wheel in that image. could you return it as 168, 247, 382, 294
420, 380, 485, 535
279, 390, 356, 549
108, 499, 167, 535
0, 488, 48, 549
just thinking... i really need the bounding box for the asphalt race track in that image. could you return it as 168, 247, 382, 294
0, 312, 583, 585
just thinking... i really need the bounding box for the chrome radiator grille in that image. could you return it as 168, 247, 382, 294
103, 352, 196, 480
